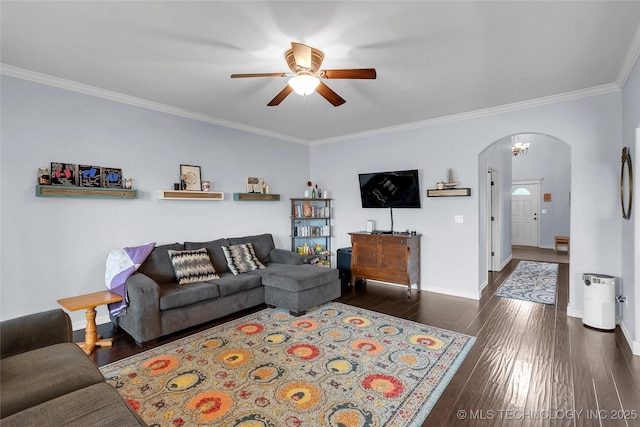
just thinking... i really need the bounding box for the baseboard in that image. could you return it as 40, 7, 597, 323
424, 285, 480, 300
479, 279, 489, 296
566, 303, 582, 319
499, 255, 512, 271
619, 320, 640, 356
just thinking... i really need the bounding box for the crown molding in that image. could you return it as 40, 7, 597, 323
617, 23, 640, 89
1, 64, 620, 147
310, 83, 621, 146
0, 64, 309, 146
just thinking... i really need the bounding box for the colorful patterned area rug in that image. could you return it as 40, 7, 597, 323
100, 302, 475, 426
495, 260, 558, 305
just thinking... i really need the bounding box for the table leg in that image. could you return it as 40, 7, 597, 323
77, 306, 112, 354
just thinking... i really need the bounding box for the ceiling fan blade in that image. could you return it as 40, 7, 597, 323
231, 73, 288, 78
316, 82, 346, 107
267, 85, 294, 106
291, 42, 313, 69
322, 68, 377, 79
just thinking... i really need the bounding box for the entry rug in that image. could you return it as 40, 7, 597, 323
100, 302, 475, 426
495, 260, 558, 305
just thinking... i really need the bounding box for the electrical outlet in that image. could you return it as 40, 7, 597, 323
616, 295, 628, 306
455, 215, 463, 224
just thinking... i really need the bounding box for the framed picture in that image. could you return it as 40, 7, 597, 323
78, 165, 102, 187
246, 177, 263, 193
180, 164, 201, 191
102, 167, 123, 188
50, 162, 77, 186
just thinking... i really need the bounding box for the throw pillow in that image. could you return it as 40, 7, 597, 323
167, 247, 220, 285
221, 243, 266, 275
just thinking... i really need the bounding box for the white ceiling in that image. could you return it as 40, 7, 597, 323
2, 1, 640, 144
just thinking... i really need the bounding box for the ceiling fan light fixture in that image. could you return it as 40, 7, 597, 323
288, 75, 320, 96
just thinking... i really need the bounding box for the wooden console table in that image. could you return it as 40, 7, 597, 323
57, 290, 123, 355
349, 232, 421, 296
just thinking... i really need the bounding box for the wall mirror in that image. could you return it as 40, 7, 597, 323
621, 147, 633, 220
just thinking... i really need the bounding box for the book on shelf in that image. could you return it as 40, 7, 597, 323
293, 204, 330, 218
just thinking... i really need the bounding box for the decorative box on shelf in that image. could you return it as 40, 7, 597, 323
158, 190, 224, 200
233, 193, 280, 201
36, 185, 138, 199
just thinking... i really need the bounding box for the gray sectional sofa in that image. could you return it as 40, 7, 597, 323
0, 309, 147, 426
111, 233, 340, 346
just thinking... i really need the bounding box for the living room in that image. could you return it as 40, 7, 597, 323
1, 2, 640, 424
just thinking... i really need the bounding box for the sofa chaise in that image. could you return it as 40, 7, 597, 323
111, 233, 340, 347
0, 309, 147, 426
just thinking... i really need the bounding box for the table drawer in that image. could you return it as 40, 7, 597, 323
376, 236, 409, 246
351, 234, 378, 244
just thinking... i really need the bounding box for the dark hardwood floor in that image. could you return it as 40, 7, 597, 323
82, 256, 640, 426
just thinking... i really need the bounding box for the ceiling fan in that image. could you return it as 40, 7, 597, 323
230, 42, 376, 107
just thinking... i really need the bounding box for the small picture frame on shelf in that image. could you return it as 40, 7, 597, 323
50, 162, 77, 186
78, 165, 101, 187
101, 167, 123, 188
246, 176, 263, 193
180, 164, 201, 191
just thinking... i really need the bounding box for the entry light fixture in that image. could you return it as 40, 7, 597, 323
512, 135, 530, 156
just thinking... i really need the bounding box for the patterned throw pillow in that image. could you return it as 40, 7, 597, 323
221, 243, 266, 275
167, 247, 219, 285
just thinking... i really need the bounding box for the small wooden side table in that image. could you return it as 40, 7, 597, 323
554, 236, 570, 255
57, 290, 123, 355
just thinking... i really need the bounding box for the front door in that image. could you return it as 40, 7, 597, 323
511, 182, 539, 247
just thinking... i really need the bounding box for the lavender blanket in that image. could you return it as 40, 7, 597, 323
105, 242, 155, 317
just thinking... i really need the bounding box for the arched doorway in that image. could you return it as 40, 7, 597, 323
478, 133, 571, 280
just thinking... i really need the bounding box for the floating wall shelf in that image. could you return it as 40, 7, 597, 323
36, 185, 138, 199
427, 188, 471, 197
233, 193, 280, 201
158, 190, 224, 200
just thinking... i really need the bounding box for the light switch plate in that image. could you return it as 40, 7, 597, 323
455, 215, 463, 224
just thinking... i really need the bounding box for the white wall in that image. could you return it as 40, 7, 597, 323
0, 76, 310, 327
622, 56, 640, 351
312, 126, 481, 299
511, 134, 571, 248
311, 91, 623, 314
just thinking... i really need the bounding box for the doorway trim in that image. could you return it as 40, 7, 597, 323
487, 167, 501, 271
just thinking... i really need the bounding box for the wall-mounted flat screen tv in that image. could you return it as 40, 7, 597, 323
358, 169, 421, 208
